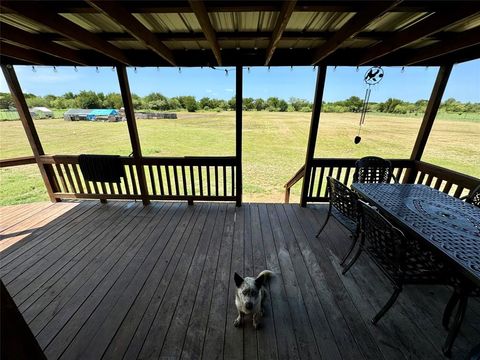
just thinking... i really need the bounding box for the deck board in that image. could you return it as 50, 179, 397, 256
1, 201, 479, 360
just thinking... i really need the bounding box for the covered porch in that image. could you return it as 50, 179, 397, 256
1, 201, 479, 359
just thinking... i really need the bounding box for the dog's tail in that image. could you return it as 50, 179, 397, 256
257, 270, 274, 280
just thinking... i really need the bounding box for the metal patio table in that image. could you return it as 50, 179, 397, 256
351, 183, 480, 356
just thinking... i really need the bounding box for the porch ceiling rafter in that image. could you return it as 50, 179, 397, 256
403, 27, 480, 65
0, 42, 68, 65
264, 0, 297, 66
2, 1, 479, 14
38, 30, 464, 43
311, 0, 402, 65
86, 1, 176, 66
188, 0, 222, 66
0, 1, 131, 65
357, 10, 480, 65
0, 23, 89, 66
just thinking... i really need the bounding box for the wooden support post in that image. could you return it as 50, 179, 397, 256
1, 64, 58, 202
404, 64, 453, 183
116, 65, 150, 205
300, 65, 327, 207
236, 65, 243, 207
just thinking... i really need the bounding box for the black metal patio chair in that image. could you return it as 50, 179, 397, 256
315, 176, 360, 265
464, 184, 480, 208
343, 201, 447, 324
353, 156, 398, 184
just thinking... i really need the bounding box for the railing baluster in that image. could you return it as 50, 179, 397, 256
443, 181, 453, 195
165, 165, 172, 195
128, 165, 138, 195
71, 164, 84, 193
454, 186, 464, 198
223, 166, 227, 196
174, 165, 180, 196
344, 167, 351, 186
207, 166, 211, 196
309, 166, 317, 197
181, 165, 187, 196
149, 165, 156, 195
100, 182, 108, 194
215, 166, 219, 197
336, 167, 343, 181
198, 165, 203, 196
157, 165, 164, 196
316, 166, 325, 198
190, 165, 196, 196
425, 174, 434, 186
92, 181, 100, 194
434, 177, 442, 190
63, 163, 76, 193
231, 165, 235, 197
55, 164, 69, 193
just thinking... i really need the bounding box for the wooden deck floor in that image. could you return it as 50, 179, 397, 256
1, 201, 479, 360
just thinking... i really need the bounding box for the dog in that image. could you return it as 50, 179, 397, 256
233, 270, 273, 329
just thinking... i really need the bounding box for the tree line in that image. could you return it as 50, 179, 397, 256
0, 91, 478, 114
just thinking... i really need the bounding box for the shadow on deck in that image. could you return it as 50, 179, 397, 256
1, 201, 479, 360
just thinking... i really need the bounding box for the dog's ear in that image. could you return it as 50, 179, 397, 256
255, 274, 265, 288
234, 272, 244, 288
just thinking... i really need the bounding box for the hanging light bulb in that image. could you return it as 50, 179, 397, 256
178, 67, 182, 74
268, 66, 271, 72
225, 69, 229, 77
32, 66, 37, 73
247, 67, 251, 74
74, 66, 78, 72
53, 66, 58, 73
401, 66, 405, 73
134, 67, 138, 74
95, 66, 99, 73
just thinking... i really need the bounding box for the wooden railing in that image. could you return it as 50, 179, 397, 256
1, 155, 237, 203
285, 158, 480, 204
0, 155, 36, 168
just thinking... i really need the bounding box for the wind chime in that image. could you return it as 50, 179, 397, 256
354, 66, 384, 144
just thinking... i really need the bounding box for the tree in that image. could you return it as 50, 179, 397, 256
144, 92, 167, 103
278, 99, 288, 112
228, 96, 236, 110
199, 97, 211, 110
76, 90, 101, 108
266, 97, 280, 110
0, 92, 14, 109
254, 98, 265, 111
243, 97, 255, 111
103, 93, 123, 109
344, 96, 363, 112
182, 96, 198, 112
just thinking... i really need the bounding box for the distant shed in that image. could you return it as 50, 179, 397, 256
63, 109, 91, 121
86, 109, 119, 121
31, 107, 53, 118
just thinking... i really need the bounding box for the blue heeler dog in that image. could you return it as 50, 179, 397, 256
233, 270, 273, 329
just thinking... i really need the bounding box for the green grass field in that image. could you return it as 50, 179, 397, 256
1, 111, 479, 205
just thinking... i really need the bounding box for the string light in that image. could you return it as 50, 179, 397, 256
401, 66, 405, 73
268, 66, 271, 72
96, 66, 99, 73
178, 67, 182, 74
74, 66, 78, 72
247, 67, 251, 74
334, 66, 337, 72
290, 66, 293, 71
225, 69, 229, 77
134, 67, 138, 73
32, 66, 36, 73
356, 66, 359, 72
53, 66, 58, 73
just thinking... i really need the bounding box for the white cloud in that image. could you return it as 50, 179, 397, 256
224, 88, 234, 92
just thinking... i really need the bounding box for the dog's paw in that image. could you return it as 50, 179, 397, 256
233, 318, 242, 327
253, 321, 262, 330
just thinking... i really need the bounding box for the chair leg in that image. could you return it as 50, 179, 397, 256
442, 290, 460, 330
442, 295, 468, 357
341, 244, 363, 275
316, 209, 331, 238
372, 287, 402, 324
340, 228, 360, 266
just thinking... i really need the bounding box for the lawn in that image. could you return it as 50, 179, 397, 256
1, 111, 479, 205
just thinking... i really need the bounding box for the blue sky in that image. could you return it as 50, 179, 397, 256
0, 59, 478, 103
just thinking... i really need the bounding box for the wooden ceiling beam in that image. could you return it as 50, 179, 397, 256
2, 1, 478, 14
404, 27, 480, 65
86, 1, 176, 66
188, 0, 222, 66
357, 11, 480, 65
0, 42, 63, 65
265, 0, 297, 65
311, 1, 402, 65
0, 23, 89, 66
39, 30, 463, 43
1, 1, 132, 65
